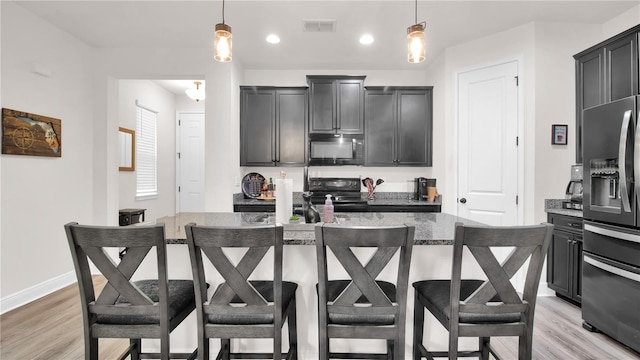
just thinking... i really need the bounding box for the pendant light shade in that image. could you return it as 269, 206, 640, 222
185, 81, 205, 102
214, 0, 232, 62
407, 0, 425, 63
407, 23, 425, 63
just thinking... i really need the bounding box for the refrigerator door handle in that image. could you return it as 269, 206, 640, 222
585, 223, 640, 244
619, 110, 632, 212
633, 110, 640, 205
584, 254, 640, 283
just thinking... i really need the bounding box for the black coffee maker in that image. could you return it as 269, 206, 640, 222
413, 178, 428, 200
563, 165, 583, 210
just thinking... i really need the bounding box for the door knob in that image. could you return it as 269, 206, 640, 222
459, 198, 467, 204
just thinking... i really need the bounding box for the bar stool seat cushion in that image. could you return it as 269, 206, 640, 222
208, 280, 298, 325
321, 280, 397, 326
413, 279, 521, 324
97, 280, 196, 325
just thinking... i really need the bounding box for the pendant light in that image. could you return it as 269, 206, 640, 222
214, 0, 232, 62
407, 0, 426, 63
185, 81, 205, 102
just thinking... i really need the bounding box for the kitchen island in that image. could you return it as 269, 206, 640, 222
157, 211, 476, 245
152, 211, 484, 358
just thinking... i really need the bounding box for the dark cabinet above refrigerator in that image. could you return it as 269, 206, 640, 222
574, 24, 639, 164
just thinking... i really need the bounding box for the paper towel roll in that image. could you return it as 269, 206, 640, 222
275, 178, 293, 224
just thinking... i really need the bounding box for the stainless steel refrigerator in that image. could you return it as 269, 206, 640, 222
582, 95, 640, 353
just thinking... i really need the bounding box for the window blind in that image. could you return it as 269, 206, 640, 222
136, 102, 158, 199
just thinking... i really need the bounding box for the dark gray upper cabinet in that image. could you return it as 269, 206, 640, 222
307, 76, 365, 134
365, 87, 433, 166
240, 87, 307, 166
574, 25, 639, 164
276, 89, 308, 166
605, 32, 638, 102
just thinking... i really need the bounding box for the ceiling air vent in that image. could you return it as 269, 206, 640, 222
303, 19, 337, 32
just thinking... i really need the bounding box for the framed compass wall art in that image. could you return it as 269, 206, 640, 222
2, 108, 61, 157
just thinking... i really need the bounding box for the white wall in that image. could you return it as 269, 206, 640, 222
176, 92, 206, 113
533, 22, 602, 223
602, 5, 640, 40
0, 2, 93, 304
118, 80, 178, 221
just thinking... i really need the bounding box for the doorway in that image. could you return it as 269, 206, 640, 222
176, 112, 205, 212
456, 60, 521, 226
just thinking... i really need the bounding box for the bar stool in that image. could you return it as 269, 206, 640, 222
315, 223, 415, 359
412, 222, 553, 360
64, 222, 197, 360
185, 223, 298, 360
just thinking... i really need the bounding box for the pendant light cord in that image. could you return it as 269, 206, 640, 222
222, 0, 225, 24
415, 0, 417, 24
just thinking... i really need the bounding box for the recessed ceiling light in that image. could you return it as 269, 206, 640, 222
359, 34, 374, 45
266, 34, 281, 44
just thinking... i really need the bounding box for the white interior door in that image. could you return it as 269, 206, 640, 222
177, 112, 205, 212
457, 61, 520, 226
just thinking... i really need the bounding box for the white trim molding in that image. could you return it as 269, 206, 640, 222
0, 271, 77, 315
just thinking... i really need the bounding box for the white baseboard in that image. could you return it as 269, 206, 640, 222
538, 282, 556, 296
0, 271, 77, 315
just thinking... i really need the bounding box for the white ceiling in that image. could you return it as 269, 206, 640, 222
12, 0, 639, 93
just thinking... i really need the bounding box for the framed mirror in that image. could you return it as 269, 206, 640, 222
119, 127, 135, 171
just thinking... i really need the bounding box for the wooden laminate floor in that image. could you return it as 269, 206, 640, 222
1, 279, 639, 359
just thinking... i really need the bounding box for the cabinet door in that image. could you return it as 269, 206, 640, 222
397, 89, 432, 166
365, 90, 396, 165
576, 49, 604, 164
548, 229, 572, 298
240, 89, 275, 166
276, 89, 307, 166
309, 79, 335, 134
605, 32, 638, 102
336, 79, 364, 134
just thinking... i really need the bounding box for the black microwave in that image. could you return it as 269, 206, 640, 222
308, 134, 364, 166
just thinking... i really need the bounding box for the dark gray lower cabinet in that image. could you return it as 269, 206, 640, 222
547, 213, 583, 304
365, 87, 433, 166
240, 87, 307, 166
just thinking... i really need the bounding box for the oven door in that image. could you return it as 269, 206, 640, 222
582, 252, 640, 353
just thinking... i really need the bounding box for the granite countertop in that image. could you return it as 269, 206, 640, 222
545, 199, 583, 218
156, 212, 481, 245
233, 192, 441, 207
